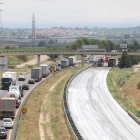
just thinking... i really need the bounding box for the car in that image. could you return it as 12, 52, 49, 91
0, 127, 8, 139
18, 74, 26, 81
22, 83, 29, 90
28, 79, 35, 84
1, 118, 13, 129
55, 65, 61, 71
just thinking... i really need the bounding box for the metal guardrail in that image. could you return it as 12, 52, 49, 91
63, 65, 92, 140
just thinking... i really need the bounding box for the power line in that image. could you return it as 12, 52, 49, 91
0, 2, 3, 47
32, 13, 35, 47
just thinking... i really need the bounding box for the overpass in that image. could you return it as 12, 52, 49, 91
0, 50, 140, 66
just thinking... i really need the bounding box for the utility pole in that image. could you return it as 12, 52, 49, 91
32, 13, 35, 47
0, 2, 4, 48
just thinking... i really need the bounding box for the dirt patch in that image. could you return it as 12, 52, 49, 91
39, 76, 66, 140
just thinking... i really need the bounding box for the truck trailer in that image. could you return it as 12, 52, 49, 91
7, 86, 22, 108
1, 72, 17, 90
108, 59, 116, 67
61, 59, 69, 67
39, 64, 50, 78
31, 67, 42, 82
68, 56, 76, 65
0, 97, 16, 119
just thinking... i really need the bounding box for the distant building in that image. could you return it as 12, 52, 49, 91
0, 44, 19, 49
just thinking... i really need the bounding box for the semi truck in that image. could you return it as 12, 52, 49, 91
68, 56, 76, 65
97, 58, 104, 67
1, 72, 17, 90
31, 67, 42, 82
7, 85, 23, 108
61, 59, 69, 67
0, 97, 16, 119
89, 55, 108, 63
39, 64, 50, 78
108, 59, 116, 67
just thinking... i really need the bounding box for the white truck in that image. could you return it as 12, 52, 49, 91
31, 67, 42, 82
93, 55, 106, 61
89, 55, 94, 63
1, 72, 17, 90
7, 86, 22, 108
39, 64, 50, 78
0, 97, 16, 119
68, 56, 76, 65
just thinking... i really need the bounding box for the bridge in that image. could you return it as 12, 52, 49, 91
0, 50, 140, 66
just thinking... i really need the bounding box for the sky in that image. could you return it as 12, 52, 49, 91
1, 0, 140, 29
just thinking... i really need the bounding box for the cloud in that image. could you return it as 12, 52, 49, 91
1, 0, 140, 28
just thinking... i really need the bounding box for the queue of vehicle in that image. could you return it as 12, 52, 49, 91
0, 59, 77, 134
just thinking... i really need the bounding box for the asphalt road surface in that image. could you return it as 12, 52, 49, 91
0, 72, 49, 140
68, 66, 140, 140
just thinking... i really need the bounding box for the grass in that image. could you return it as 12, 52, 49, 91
15, 64, 89, 140
107, 66, 140, 117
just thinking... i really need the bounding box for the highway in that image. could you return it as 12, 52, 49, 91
0, 72, 50, 140
67, 66, 140, 140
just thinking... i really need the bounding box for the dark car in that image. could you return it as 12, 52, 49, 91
22, 84, 29, 90
0, 127, 8, 139
28, 79, 35, 84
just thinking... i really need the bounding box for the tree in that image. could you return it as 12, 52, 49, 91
47, 46, 59, 61
81, 37, 90, 45
38, 41, 45, 47
119, 51, 132, 68
71, 42, 81, 50
5, 46, 10, 49
66, 45, 71, 49
130, 56, 138, 65
48, 40, 54, 44
134, 40, 140, 50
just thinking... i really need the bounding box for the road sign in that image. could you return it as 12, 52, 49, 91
138, 111, 140, 114
22, 108, 27, 113
65, 109, 69, 113
52, 71, 54, 75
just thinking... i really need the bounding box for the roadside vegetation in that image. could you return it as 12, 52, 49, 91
8, 55, 35, 66
107, 66, 140, 118
15, 64, 89, 140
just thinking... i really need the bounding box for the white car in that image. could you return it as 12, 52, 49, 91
1, 118, 13, 128
18, 75, 26, 81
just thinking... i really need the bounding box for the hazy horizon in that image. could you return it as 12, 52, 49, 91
1, 0, 140, 29
2, 22, 140, 29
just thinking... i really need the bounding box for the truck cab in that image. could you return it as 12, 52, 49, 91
1, 72, 17, 90
7, 85, 23, 108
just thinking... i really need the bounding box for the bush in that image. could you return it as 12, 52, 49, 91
137, 81, 140, 90
17, 55, 28, 62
